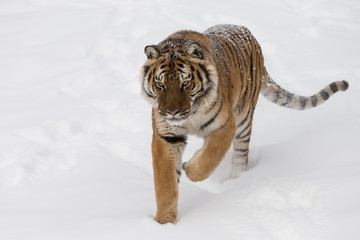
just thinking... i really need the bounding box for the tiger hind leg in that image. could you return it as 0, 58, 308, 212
231, 107, 254, 178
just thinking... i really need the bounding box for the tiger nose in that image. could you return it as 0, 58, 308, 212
166, 108, 180, 116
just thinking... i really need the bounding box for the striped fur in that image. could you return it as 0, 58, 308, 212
261, 68, 349, 110
141, 24, 349, 224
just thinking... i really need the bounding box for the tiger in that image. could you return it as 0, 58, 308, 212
140, 24, 349, 224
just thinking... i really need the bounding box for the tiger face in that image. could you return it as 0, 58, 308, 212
141, 41, 218, 123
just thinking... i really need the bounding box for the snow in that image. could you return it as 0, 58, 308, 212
0, 0, 359, 239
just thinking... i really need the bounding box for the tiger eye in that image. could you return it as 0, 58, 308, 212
181, 81, 191, 89
156, 82, 165, 89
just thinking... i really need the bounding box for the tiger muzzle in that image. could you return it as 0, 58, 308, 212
158, 87, 190, 120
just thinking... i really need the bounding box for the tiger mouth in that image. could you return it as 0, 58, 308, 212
163, 114, 188, 121
159, 111, 190, 122
159, 108, 191, 120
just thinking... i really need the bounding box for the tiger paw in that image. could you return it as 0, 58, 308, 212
230, 162, 248, 179
155, 212, 177, 224
182, 162, 210, 182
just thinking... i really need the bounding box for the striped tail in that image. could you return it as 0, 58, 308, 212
260, 68, 349, 110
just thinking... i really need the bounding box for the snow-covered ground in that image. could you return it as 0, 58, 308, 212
1, 0, 359, 239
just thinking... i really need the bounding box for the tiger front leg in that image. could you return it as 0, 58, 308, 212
183, 115, 236, 182
151, 124, 186, 224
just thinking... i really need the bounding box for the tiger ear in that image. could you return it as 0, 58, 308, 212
145, 45, 159, 60
186, 42, 203, 59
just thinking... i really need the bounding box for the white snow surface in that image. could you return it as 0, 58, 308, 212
1, 0, 360, 239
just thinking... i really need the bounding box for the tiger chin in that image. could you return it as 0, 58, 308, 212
140, 24, 349, 224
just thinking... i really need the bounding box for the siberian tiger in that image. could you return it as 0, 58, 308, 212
140, 24, 349, 224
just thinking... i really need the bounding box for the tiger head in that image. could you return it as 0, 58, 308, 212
141, 39, 218, 123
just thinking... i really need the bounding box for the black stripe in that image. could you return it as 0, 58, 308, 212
248, 58, 255, 97
143, 85, 155, 98
196, 70, 203, 84
240, 112, 254, 133
241, 39, 250, 61
176, 169, 181, 175
281, 92, 293, 106
286, 92, 294, 105
177, 58, 185, 64
212, 39, 231, 76
330, 82, 338, 93
234, 148, 248, 152
241, 139, 250, 143
200, 101, 223, 129
198, 64, 210, 80
235, 128, 251, 139
143, 89, 154, 98
210, 37, 222, 61
203, 118, 229, 139
148, 68, 156, 81
242, 86, 248, 99
192, 85, 212, 107
192, 69, 211, 104
234, 31, 249, 60
148, 70, 153, 81
159, 135, 187, 144
190, 71, 204, 98
236, 117, 252, 139
223, 40, 237, 68
342, 81, 349, 90
177, 69, 186, 74
311, 95, 318, 107
222, 63, 230, 79
143, 66, 150, 76
240, 128, 252, 139
227, 35, 241, 69
216, 40, 232, 67
233, 33, 247, 70
250, 45, 260, 100
213, 119, 229, 133
273, 85, 282, 103
159, 69, 167, 75
194, 71, 204, 94
169, 59, 175, 68
299, 96, 307, 110
237, 108, 251, 128
233, 32, 249, 63
150, 80, 156, 96
205, 99, 219, 114
158, 59, 167, 65
201, 44, 211, 56
320, 90, 329, 100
